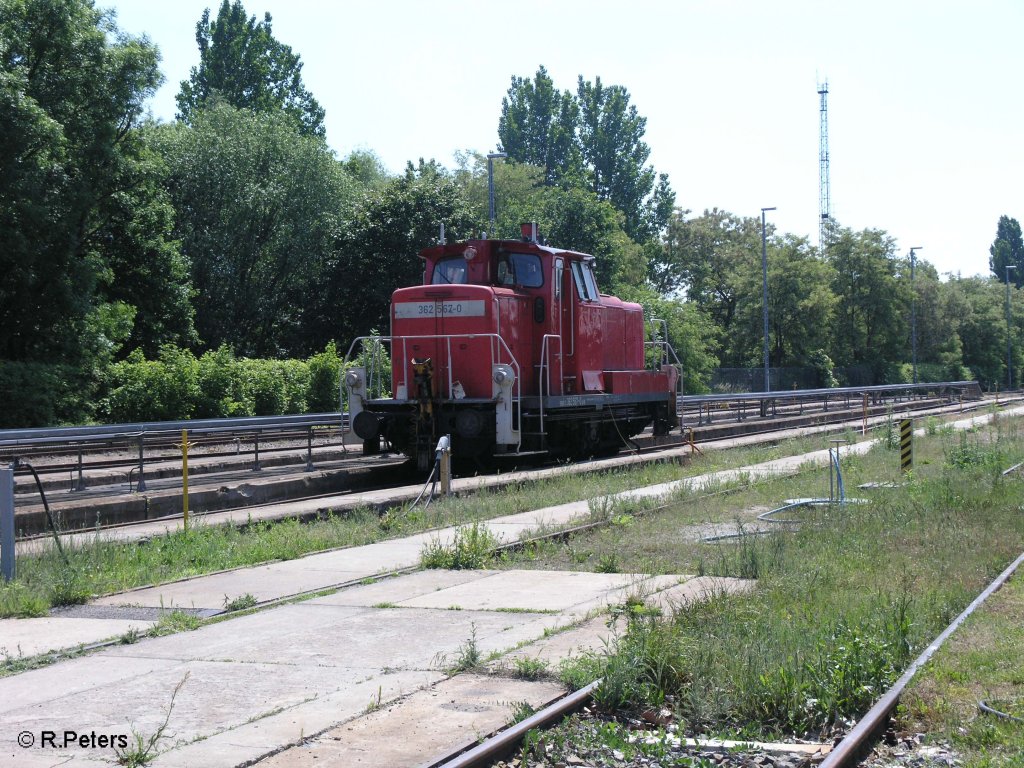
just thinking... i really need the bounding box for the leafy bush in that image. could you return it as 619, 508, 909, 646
196, 346, 248, 417
807, 349, 839, 388
307, 341, 342, 412
100, 343, 349, 423
104, 346, 201, 422
0, 361, 95, 427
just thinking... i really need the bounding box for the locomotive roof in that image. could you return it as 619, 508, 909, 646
419, 239, 594, 262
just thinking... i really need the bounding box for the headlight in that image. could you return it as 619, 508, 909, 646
345, 370, 362, 389
493, 369, 509, 386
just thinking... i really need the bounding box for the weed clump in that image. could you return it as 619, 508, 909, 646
421, 522, 499, 570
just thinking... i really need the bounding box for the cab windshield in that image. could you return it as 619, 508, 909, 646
432, 256, 468, 284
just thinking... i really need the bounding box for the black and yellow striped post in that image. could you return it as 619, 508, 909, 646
900, 419, 913, 473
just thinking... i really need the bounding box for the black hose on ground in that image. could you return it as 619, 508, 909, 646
978, 700, 1024, 724
15, 459, 69, 565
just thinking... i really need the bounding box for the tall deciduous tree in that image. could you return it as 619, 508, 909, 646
951, 277, 1012, 387
989, 215, 1024, 288
732, 236, 837, 367
497, 66, 581, 186
177, 0, 325, 137
576, 76, 662, 241
0, 0, 183, 363
656, 209, 763, 338
497, 68, 673, 242
155, 103, 353, 356
826, 227, 908, 372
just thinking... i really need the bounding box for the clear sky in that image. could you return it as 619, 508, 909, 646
102, 0, 1023, 280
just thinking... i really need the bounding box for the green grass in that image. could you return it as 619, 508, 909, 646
420, 521, 500, 569
1, 511, 393, 618
514, 415, 1024, 741
149, 610, 203, 637
898, 571, 1024, 766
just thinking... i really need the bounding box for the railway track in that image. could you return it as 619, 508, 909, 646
430, 553, 1024, 768
7, 389, 1004, 543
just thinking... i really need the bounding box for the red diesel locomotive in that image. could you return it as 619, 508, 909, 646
344, 225, 679, 470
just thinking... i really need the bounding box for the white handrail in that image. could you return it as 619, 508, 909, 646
344, 333, 524, 450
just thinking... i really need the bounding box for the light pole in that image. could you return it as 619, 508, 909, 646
909, 246, 923, 384
761, 207, 775, 392
1007, 265, 1017, 390
487, 152, 506, 236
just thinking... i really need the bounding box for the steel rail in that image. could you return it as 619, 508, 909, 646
819, 548, 1024, 767
429, 683, 600, 768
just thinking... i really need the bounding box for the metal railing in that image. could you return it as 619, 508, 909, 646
0, 413, 344, 449
681, 380, 982, 425
344, 333, 524, 451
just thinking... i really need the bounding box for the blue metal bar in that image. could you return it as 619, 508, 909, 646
1, 466, 14, 582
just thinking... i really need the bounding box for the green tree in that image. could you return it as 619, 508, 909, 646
342, 148, 390, 190
155, 103, 354, 356
320, 160, 477, 346
176, 0, 325, 137
988, 215, 1024, 288
953, 276, 1012, 388
497, 68, 673, 242
826, 227, 908, 375
903, 259, 966, 377
452, 150, 545, 233
655, 209, 763, 341
100, 127, 196, 354
576, 75, 664, 240
0, 0, 172, 365
732, 236, 837, 368
497, 66, 581, 186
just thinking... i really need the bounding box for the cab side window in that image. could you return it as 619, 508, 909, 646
571, 261, 597, 301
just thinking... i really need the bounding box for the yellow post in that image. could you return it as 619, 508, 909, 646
181, 429, 190, 532
440, 445, 451, 497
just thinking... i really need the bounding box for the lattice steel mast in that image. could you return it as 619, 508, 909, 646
818, 79, 831, 249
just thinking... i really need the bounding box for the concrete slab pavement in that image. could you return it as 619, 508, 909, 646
0, 616, 154, 659
256, 673, 566, 768
3, 571, 735, 767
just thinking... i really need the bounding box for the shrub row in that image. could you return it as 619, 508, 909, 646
101, 343, 346, 423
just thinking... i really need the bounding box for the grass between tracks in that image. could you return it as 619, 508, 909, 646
897, 570, 1024, 766
492, 412, 1024, 758
0, 416, 892, 621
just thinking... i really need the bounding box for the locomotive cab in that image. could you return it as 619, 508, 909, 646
346, 226, 678, 471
